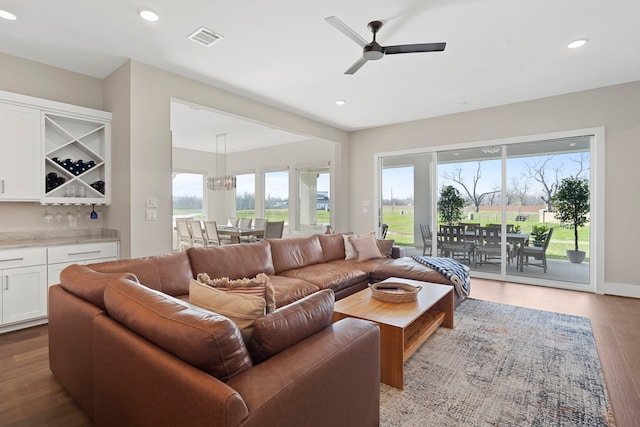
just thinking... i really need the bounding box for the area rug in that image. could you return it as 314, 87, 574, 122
380, 299, 616, 426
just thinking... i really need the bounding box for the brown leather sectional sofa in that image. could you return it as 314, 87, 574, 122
49, 233, 460, 426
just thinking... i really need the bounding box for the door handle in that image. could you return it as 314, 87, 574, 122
1, 179, 4, 194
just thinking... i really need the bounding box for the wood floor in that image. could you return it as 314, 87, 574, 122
1, 279, 638, 427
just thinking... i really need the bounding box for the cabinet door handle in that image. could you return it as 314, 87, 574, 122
1, 179, 4, 194
0, 257, 25, 263
68, 250, 101, 256
4, 276, 8, 291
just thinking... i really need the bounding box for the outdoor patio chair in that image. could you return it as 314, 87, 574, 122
381, 223, 389, 239
420, 223, 433, 256
439, 224, 473, 263
474, 226, 513, 266
519, 227, 554, 273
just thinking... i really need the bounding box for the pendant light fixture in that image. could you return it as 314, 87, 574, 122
207, 133, 236, 191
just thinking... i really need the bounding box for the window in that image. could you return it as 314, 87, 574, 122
297, 166, 330, 231
235, 173, 255, 218
172, 172, 205, 221
264, 170, 288, 222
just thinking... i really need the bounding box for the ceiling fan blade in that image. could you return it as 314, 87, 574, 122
325, 16, 368, 48
345, 57, 369, 75
384, 42, 446, 55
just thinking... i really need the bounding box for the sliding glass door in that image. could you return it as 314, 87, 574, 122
378, 133, 593, 288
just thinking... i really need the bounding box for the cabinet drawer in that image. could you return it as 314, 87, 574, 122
47, 256, 117, 286
47, 242, 118, 264
0, 247, 47, 268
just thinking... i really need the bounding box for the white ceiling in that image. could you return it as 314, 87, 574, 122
2, 0, 640, 151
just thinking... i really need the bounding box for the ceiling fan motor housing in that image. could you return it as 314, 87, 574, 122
364, 42, 384, 60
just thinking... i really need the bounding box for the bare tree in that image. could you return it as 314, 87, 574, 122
443, 162, 500, 212
525, 156, 561, 211
571, 153, 590, 179
507, 176, 530, 206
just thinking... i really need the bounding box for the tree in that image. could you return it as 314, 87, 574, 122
525, 156, 561, 211
552, 176, 590, 252
443, 162, 500, 212
438, 185, 465, 225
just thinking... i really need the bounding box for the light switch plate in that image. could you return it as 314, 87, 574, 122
146, 196, 158, 208
145, 209, 157, 221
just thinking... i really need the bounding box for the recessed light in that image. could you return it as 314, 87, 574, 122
138, 8, 159, 22
568, 39, 588, 49
335, 99, 347, 106
0, 9, 17, 20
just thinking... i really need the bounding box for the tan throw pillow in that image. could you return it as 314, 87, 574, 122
189, 279, 266, 340
342, 233, 358, 260
349, 233, 384, 261
196, 272, 276, 313
377, 239, 395, 258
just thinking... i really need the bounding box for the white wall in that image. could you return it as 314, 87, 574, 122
121, 61, 348, 258
350, 80, 640, 296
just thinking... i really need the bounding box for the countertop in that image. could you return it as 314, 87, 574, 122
0, 228, 120, 250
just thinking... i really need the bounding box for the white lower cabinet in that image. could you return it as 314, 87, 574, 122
0, 241, 118, 333
0, 248, 48, 327
47, 241, 118, 286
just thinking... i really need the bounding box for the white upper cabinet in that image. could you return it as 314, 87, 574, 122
0, 103, 41, 201
0, 90, 111, 205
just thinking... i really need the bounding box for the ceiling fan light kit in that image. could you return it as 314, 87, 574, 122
325, 16, 446, 74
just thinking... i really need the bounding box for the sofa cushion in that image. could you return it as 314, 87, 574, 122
268, 275, 321, 308
349, 234, 383, 261
318, 233, 346, 262
60, 264, 139, 310
189, 279, 266, 340
269, 235, 324, 274
279, 263, 368, 294
248, 289, 335, 364
104, 277, 253, 382
88, 251, 192, 296
187, 240, 275, 280
371, 257, 452, 285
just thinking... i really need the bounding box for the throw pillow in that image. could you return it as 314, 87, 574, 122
189, 279, 266, 341
196, 272, 276, 313
349, 233, 384, 261
342, 233, 358, 260
248, 289, 335, 364
377, 239, 395, 258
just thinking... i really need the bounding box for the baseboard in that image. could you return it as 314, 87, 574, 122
601, 281, 640, 299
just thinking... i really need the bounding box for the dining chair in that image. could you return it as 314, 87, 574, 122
264, 220, 285, 239
227, 217, 239, 227
175, 218, 193, 250
188, 220, 206, 247
239, 218, 252, 229
419, 223, 433, 256
519, 227, 554, 273
202, 220, 223, 246
252, 218, 268, 240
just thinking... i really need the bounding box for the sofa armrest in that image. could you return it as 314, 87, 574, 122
227, 317, 380, 427
93, 315, 249, 427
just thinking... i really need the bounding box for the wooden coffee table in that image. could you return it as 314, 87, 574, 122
333, 277, 454, 390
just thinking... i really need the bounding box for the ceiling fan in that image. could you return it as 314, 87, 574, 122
325, 16, 446, 75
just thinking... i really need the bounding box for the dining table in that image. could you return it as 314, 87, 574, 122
216, 226, 264, 244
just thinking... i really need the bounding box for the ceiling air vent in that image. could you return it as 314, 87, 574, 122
188, 27, 223, 47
